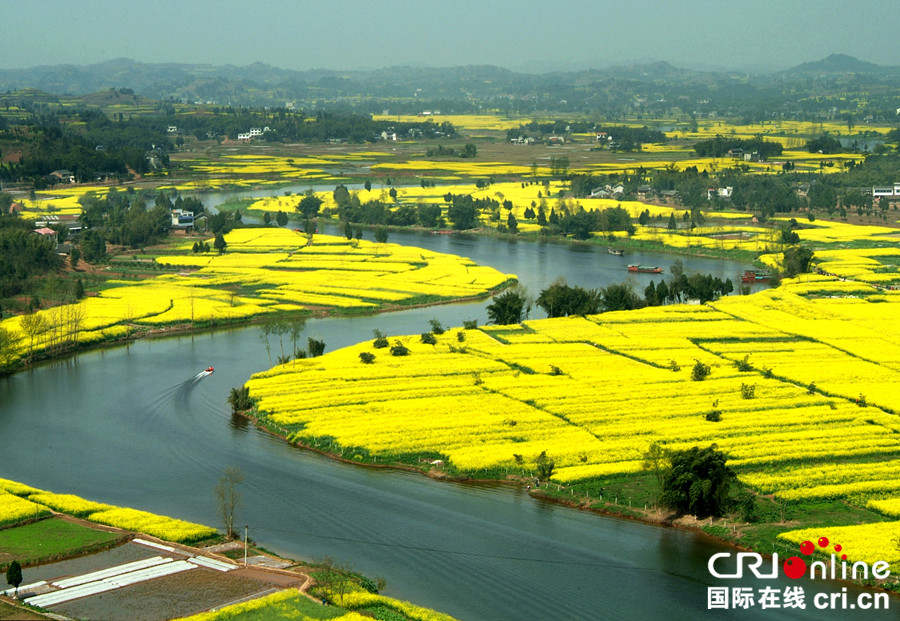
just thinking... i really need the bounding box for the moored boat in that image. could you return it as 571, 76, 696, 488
741, 270, 770, 283
627, 264, 663, 274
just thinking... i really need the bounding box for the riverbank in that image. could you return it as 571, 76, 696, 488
238, 402, 900, 598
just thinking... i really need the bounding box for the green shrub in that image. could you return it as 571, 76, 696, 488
691, 360, 711, 381
372, 329, 389, 349
390, 340, 410, 356
740, 383, 756, 399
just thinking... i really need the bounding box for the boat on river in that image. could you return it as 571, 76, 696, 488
627, 264, 663, 274
608, 248, 624, 256
741, 270, 771, 283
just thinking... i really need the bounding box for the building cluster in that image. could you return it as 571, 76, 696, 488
236, 127, 271, 142
872, 182, 900, 199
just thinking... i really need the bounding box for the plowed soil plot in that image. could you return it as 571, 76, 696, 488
52, 567, 274, 621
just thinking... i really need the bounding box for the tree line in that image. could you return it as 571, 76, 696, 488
692, 135, 784, 159
507, 121, 666, 152
0, 110, 172, 186
485, 265, 735, 325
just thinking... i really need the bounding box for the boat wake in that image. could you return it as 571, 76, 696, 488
192, 367, 215, 382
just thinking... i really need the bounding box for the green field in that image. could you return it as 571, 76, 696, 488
0, 517, 125, 568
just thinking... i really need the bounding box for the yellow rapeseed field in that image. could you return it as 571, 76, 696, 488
0, 229, 512, 366
246, 244, 900, 565
0, 478, 216, 543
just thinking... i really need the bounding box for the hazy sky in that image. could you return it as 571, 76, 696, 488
2, 0, 898, 72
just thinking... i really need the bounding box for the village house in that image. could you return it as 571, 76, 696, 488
171, 209, 195, 229
50, 170, 76, 183
872, 182, 900, 200
33, 227, 58, 248
707, 187, 733, 200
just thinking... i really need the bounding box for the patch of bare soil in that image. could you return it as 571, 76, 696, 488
52, 567, 275, 621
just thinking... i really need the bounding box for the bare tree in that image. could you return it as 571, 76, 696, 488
314, 556, 353, 606
214, 466, 244, 539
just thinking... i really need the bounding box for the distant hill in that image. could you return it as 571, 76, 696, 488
785, 53, 889, 76
0, 55, 898, 117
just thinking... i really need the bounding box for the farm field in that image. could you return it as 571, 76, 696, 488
0, 228, 513, 368
4, 110, 900, 595
0, 477, 217, 544
0, 476, 457, 621
244, 243, 900, 569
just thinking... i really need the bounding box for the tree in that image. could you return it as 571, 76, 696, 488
70, 246, 81, 269
333, 184, 351, 210
416, 203, 442, 228
642, 441, 671, 489
307, 337, 326, 358
364, 180, 372, 191
227, 385, 253, 412
214, 232, 227, 254
314, 557, 355, 607
19, 312, 47, 362
6, 560, 22, 598
276, 210, 288, 227
447, 196, 479, 230
536, 279, 602, 317
691, 360, 711, 381
660, 445, 736, 517
390, 340, 410, 356
297, 191, 323, 220
374, 226, 389, 243
486, 288, 528, 325
80, 229, 107, 263
372, 329, 389, 349
535, 451, 554, 481
782, 246, 814, 278
214, 466, 243, 539
0, 326, 20, 373
602, 282, 641, 311
506, 212, 518, 234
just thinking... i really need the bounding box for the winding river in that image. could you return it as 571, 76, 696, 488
0, 227, 894, 620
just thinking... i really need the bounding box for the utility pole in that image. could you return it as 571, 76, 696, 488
244, 524, 248, 567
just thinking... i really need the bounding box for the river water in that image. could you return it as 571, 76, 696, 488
0, 229, 893, 620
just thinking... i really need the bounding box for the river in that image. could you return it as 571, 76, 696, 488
0, 229, 893, 620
